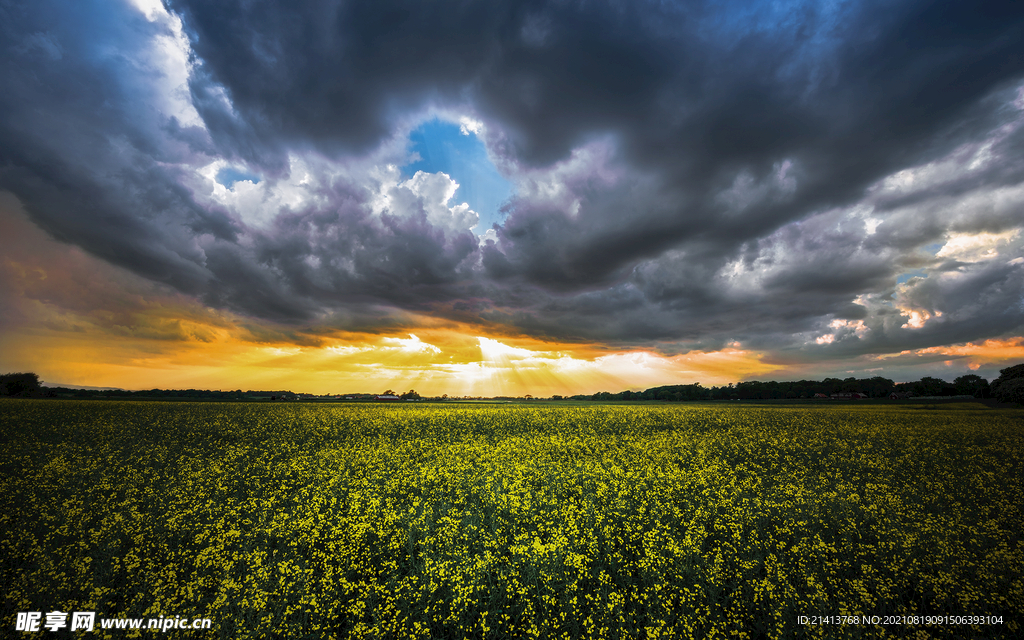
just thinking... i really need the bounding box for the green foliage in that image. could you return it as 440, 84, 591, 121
995, 363, 1024, 382
954, 374, 990, 398
1, 401, 1021, 638
893, 377, 959, 398
993, 378, 1024, 405
992, 363, 1024, 404
0, 372, 41, 397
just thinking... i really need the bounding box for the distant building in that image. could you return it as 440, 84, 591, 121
829, 392, 867, 400
375, 394, 401, 401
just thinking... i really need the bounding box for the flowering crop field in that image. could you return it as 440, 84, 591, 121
1, 400, 1022, 639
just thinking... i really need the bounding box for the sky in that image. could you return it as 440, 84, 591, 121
1, 0, 1024, 396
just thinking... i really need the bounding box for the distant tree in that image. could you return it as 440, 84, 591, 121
0, 372, 41, 397
916, 376, 948, 396
382, 389, 395, 396
400, 389, 421, 400
992, 364, 1024, 404
862, 376, 895, 398
822, 378, 843, 394
645, 383, 709, 401
954, 374, 990, 398
993, 378, 1024, 405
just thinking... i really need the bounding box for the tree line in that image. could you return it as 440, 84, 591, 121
0, 375, 289, 400
3, 365, 1024, 404
562, 366, 1024, 404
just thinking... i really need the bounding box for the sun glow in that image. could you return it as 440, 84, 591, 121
0, 298, 779, 395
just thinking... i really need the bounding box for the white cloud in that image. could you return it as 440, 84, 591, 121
325, 345, 372, 355
127, 0, 204, 128
372, 168, 479, 233
382, 334, 442, 354
936, 229, 1020, 263
193, 155, 328, 228
901, 309, 942, 329
264, 346, 301, 357
478, 227, 499, 248
459, 116, 484, 136
126, 0, 165, 22
478, 336, 539, 360
813, 319, 867, 345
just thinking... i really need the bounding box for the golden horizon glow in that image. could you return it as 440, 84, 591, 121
0, 317, 781, 396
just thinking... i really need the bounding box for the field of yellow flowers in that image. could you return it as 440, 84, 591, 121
1, 400, 1021, 638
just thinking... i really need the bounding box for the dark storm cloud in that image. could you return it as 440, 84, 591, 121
1, 0, 1024, 357
482, 0, 1024, 289
0, 0, 228, 289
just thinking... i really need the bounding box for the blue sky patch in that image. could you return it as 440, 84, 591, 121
896, 269, 928, 285
403, 118, 513, 233
216, 167, 261, 188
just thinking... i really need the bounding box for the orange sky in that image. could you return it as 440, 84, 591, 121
2, 194, 1023, 396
